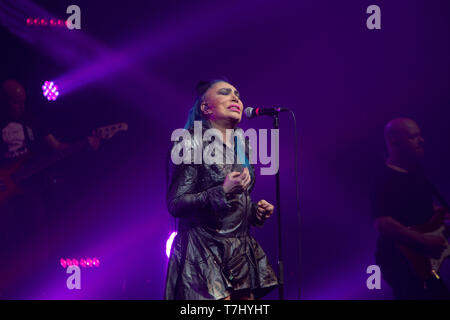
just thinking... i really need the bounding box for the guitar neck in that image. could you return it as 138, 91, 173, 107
8, 122, 127, 184
10, 139, 89, 184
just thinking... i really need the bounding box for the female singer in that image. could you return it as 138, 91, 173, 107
165, 79, 278, 300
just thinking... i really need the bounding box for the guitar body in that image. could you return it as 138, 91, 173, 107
0, 155, 29, 206
0, 122, 127, 207
398, 214, 450, 280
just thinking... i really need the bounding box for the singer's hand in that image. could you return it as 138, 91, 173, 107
255, 199, 274, 221
223, 168, 251, 194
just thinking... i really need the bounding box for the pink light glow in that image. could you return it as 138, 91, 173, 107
42, 81, 59, 101
166, 231, 177, 258
60, 257, 100, 268
93, 258, 100, 267
26, 17, 72, 28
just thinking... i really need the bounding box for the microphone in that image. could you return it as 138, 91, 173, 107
244, 107, 289, 119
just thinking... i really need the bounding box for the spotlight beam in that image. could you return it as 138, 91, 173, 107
55, 0, 276, 97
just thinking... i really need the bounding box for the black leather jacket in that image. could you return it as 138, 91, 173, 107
164, 123, 278, 300
167, 126, 263, 233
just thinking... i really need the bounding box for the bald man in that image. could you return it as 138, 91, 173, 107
370, 118, 450, 299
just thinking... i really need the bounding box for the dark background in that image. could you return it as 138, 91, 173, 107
1, 0, 450, 299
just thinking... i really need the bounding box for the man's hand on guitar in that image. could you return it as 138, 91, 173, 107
87, 130, 101, 151
417, 234, 448, 259
86, 122, 128, 151
433, 205, 450, 223
434, 205, 450, 237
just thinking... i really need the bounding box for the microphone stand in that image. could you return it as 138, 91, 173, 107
273, 114, 284, 300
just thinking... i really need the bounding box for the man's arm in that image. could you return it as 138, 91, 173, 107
374, 216, 423, 247
44, 133, 100, 151
44, 134, 72, 151
374, 216, 447, 258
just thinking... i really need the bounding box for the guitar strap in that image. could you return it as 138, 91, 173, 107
21, 121, 34, 153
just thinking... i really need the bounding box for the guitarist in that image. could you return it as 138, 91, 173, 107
370, 117, 450, 299
0, 79, 100, 297
0, 79, 100, 160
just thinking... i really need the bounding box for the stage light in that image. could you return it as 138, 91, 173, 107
92, 258, 100, 267
60, 257, 101, 268
42, 81, 60, 101
27, 17, 67, 28
166, 231, 177, 258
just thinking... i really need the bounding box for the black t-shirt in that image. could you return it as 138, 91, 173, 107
0, 115, 50, 165
370, 165, 435, 275
370, 165, 434, 226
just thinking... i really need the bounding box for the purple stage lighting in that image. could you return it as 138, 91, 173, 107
92, 258, 100, 267
42, 81, 60, 101
60, 257, 100, 268
26, 17, 67, 28
166, 231, 177, 258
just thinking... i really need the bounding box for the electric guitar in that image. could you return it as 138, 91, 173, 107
397, 213, 450, 281
0, 122, 128, 206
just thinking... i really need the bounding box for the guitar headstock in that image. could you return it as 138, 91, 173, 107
95, 122, 128, 140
